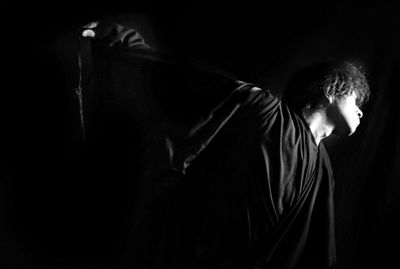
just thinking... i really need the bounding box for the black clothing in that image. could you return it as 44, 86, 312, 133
85, 22, 336, 269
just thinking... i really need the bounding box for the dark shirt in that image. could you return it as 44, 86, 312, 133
86, 22, 336, 269
177, 85, 336, 269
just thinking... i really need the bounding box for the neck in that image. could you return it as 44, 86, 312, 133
302, 108, 334, 145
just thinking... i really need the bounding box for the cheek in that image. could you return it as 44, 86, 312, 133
344, 105, 360, 127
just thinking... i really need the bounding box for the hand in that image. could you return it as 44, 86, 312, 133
81, 21, 99, 38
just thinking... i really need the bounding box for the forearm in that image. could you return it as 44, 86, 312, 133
82, 21, 150, 48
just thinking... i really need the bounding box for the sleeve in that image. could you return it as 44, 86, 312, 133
169, 82, 281, 174
242, 85, 281, 134
86, 21, 150, 48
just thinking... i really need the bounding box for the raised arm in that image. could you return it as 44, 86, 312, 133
81, 21, 150, 48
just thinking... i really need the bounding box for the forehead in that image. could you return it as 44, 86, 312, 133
336, 91, 358, 104
342, 90, 359, 102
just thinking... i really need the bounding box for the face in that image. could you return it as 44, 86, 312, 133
327, 92, 363, 136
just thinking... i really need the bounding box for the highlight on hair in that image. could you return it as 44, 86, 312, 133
322, 61, 370, 107
283, 60, 370, 112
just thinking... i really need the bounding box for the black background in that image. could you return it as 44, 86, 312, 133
2, 1, 400, 268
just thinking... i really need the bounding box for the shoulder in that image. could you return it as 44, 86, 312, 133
236, 82, 281, 110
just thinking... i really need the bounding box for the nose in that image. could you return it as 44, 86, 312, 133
356, 107, 363, 119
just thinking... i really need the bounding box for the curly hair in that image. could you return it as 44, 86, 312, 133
283, 61, 370, 112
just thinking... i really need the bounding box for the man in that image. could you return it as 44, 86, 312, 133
169, 61, 369, 269
80, 21, 370, 269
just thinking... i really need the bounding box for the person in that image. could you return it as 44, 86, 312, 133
77, 21, 370, 269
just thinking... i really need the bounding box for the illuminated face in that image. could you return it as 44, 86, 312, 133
327, 92, 363, 136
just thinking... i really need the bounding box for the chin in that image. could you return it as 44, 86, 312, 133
347, 124, 359, 136
347, 129, 356, 136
